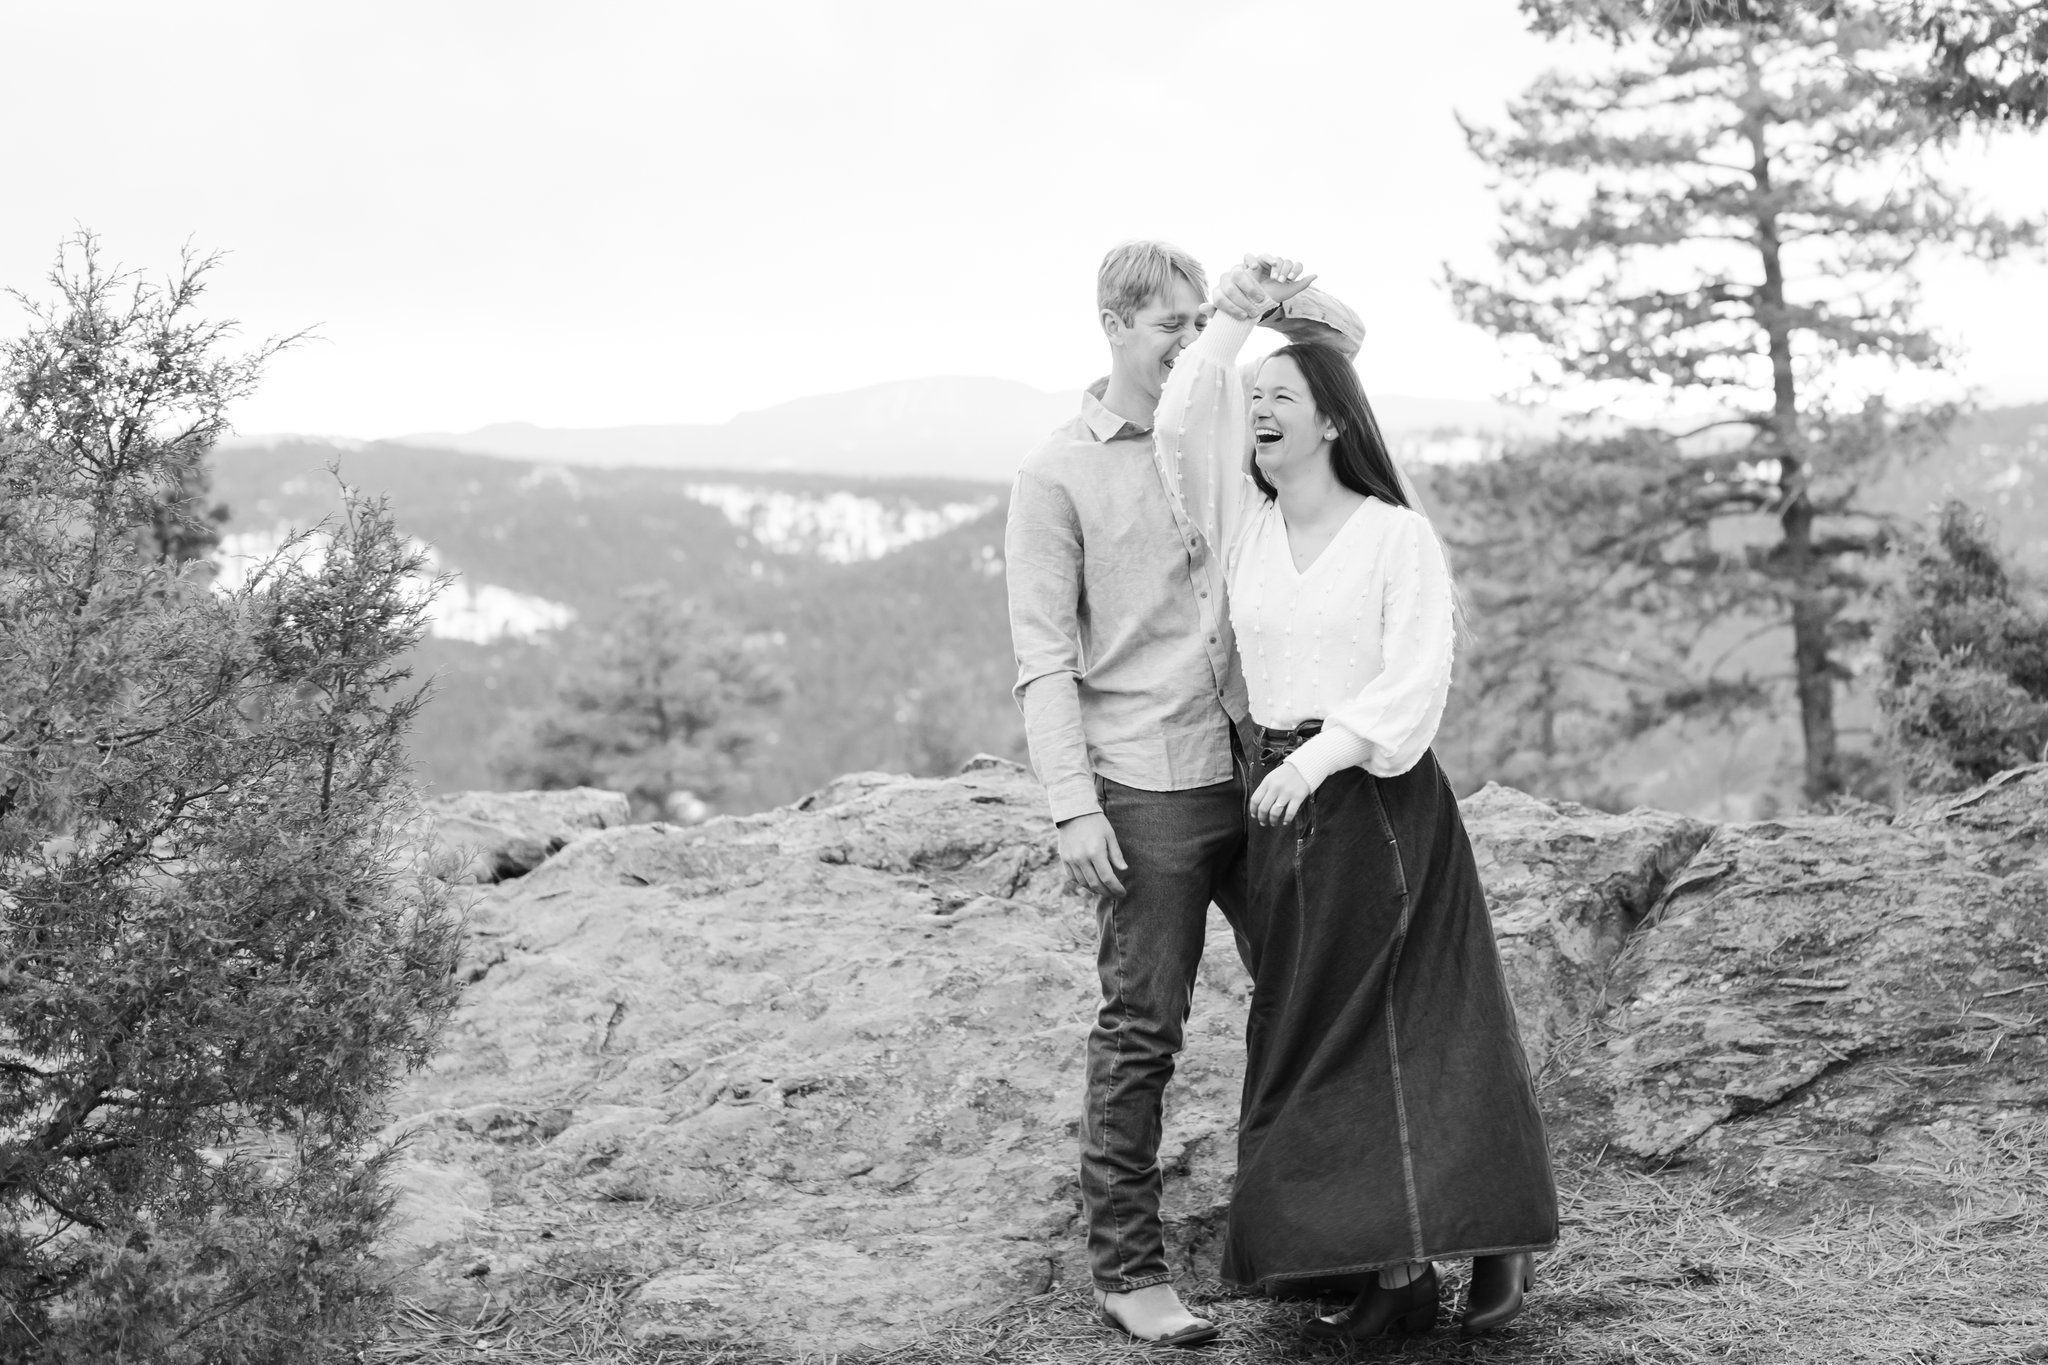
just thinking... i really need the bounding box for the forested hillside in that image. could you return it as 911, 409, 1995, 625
209, 404, 2046, 818
208, 442, 1018, 808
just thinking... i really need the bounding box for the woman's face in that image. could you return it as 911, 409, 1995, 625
1250, 354, 1332, 483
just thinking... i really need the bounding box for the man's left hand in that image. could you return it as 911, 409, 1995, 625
1250, 764, 1311, 827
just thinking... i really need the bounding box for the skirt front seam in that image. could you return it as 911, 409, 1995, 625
1368, 776, 1428, 1263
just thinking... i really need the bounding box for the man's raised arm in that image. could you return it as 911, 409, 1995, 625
1264, 281, 1364, 358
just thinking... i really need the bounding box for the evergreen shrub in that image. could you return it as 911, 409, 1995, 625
1876, 499, 2048, 792
0, 238, 463, 1361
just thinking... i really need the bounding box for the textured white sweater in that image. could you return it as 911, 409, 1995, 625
1153, 311, 1457, 790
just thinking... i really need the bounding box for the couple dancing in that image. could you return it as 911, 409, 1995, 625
1005, 242, 1557, 1346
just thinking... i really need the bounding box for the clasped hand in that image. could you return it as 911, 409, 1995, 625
1216, 254, 1317, 322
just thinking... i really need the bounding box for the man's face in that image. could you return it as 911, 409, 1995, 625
1105, 276, 1207, 400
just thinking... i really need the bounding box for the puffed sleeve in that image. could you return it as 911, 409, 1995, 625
1284, 511, 1456, 788
1153, 311, 1258, 557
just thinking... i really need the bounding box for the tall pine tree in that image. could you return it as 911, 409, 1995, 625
1452, 1, 2040, 799
1643, 0, 2048, 127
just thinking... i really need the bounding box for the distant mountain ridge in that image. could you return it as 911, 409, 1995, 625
221, 375, 1569, 482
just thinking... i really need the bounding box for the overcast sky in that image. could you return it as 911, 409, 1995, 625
4, 0, 2044, 437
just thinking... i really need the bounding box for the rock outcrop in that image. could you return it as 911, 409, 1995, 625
381, 762, 1735, 1354
382, 762, 2046, 1355
1552, 766, 2048, 1203
425, 787, 632, 882
1462, 783, 1712, 1074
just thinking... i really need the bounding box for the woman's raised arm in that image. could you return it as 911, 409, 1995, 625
1152, 308, 1258, 557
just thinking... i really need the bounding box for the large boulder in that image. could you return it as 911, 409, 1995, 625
1553, 765, 2048, 1202
383, 766, 1712, 1356
1463, 783, 1712, 1074
425, 786, 631, 882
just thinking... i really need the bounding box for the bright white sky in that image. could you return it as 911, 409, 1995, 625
4, 0, 2044, 437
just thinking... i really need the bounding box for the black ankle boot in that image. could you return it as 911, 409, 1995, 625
1461, 1252, 1534, 1336
1302, 1264, 1439, 1342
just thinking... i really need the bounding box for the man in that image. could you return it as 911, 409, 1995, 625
1005, 241, 1361, 1344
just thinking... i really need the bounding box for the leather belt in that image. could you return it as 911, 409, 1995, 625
1252, 720, 1323, 765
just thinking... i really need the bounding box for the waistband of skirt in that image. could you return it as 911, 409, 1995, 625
1252, 720, 1323, 762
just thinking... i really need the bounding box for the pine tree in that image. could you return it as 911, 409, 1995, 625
1433, 434, 1715, 805
1452, 3, 2040, 799
1633, 0, 2048, 127
145, 453, 231, 563
497, 583, 787, 817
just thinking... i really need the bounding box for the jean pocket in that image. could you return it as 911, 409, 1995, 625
1292, 790, 1317, 845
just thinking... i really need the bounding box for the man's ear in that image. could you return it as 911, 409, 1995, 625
1100, 309, 1126, 346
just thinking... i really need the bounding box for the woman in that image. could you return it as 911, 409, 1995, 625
1152, 257, 1557, 1341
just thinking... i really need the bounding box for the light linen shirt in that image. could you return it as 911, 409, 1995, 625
1151, 310, 1456, 790
1006, 292, 1363, 823
1006, 387, 1242, 824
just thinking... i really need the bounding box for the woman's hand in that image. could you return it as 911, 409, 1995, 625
1247, 254, 1316, 304
1250, 763, 1312, 827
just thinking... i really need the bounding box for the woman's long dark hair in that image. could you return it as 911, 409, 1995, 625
1250, 342, 1409, 509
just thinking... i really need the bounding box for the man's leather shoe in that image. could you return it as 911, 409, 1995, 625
1461, 1252, 1534, 1336
1093, 1288, 1220, 1348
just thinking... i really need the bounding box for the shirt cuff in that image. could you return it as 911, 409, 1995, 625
1202, 309, 1257, 350
1283, 725, 1375, 791
1045, 775, 1102, 825
1268, 290, 1365, 352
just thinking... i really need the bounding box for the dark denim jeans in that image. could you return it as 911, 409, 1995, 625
1079, 769, 1247, 1293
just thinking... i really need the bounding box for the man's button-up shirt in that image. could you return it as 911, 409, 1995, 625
1004, 384, 1245, 824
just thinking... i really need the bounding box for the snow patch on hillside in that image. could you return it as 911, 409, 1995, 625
212, 528, 575, 644
681, 484, 998, 563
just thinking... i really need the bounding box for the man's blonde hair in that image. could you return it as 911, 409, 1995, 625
1096, 240, 1207, 326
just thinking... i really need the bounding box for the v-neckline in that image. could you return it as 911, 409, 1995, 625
1279, 497, 1370, 579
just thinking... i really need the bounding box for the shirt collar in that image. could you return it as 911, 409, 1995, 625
1080, 379, 1151, 443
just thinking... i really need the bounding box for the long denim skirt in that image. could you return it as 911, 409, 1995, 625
1220, 741, 1558, 1287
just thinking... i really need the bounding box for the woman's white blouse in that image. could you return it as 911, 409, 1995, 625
1153, 311, 1457, 789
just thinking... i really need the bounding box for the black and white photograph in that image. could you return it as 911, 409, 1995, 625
3, 1, 2046, 1361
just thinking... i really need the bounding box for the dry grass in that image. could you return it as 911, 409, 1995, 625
366, 1117, 2048, 1365
362, 1276, 645, 1364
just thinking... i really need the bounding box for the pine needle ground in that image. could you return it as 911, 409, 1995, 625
365, 1113, 2047, 1365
